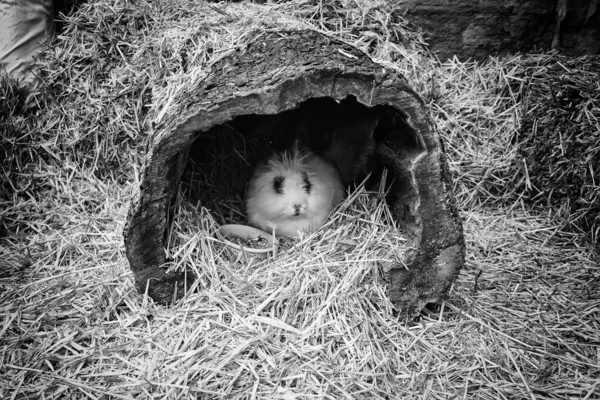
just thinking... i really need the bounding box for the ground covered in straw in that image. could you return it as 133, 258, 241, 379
1, 0, 599, 399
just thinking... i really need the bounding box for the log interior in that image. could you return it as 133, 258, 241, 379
182, 96, 423, 234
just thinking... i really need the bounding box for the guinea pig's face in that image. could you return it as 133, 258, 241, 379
270, 170, 312, 218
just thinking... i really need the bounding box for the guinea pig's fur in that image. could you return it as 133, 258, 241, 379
246, 146, 345, 237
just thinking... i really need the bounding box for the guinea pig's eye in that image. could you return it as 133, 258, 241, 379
273, 176, 284, 195
302, 172, 312, 193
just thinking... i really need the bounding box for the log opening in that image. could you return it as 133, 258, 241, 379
183, 96, 422, 230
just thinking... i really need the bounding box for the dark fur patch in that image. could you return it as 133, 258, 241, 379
273, 176, 285, 194
301, 172, 312, 193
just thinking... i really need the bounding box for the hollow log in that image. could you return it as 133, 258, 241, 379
123, 30, 465, 318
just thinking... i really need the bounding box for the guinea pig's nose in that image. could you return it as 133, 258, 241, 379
293, 204, 302, 214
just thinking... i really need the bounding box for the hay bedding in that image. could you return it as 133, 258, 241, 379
514, 54, 600, 245
1, 0, 599, 399
161, 178, 406, 397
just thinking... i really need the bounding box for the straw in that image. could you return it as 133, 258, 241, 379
1, 0, 598, 398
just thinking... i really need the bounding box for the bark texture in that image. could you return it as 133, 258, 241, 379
123, 30, 465, 318
400, 0, 600, 60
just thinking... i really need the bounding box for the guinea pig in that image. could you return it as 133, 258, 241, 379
245, 145, 345, 237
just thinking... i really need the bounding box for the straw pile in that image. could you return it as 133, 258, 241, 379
1, 0, 598, 399
514, 53, 600, 245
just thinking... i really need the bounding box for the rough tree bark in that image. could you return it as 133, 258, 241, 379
123, 30, 465, 318
400, 0, 600, 60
